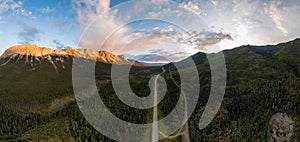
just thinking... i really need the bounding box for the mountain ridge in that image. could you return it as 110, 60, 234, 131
0, 44, 133, 65
0, 38, 300, 141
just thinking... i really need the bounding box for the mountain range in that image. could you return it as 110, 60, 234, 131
0, 44, 145, 70
0, 38, 299, 141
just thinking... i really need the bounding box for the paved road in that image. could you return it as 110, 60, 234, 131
151, 68, 191, 142
151, 74, 160, 142
151, 68, 165, 142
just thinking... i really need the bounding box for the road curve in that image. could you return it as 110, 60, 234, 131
151, 68, 165, 142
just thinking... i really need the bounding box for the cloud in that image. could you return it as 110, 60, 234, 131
71, 0, 231, 56
149, 0, 169, 4
148, 7, 175, 18
0, 0, 31, 16
179, 1, 206, 16
72, 0, 110, 27
72, 0, 127, 53
177, 31, 233, 49
149, 49, 188, 61
14, 7, 32, 16
264, 1, 288, 36
132, 54, 170, 63
40, 7, 55, 14
210, 0, 218, 6
126, 49, 189, 63
0, 16, 5, 23
0, 0, 22, 13
111, 25, 233, 62
202, 0, 300, 49
148, 11, 160, 18
70, 0, 299, 56
149, 49, 170, 55
128, 26, 233, 50
127, 50, 187, 64
53, 40, 72, 49
17, 21, 40, 44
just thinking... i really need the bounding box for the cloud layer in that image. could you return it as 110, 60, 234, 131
201, 0, 300, 48
69, 0, 300, 62
17, 21, 40, 44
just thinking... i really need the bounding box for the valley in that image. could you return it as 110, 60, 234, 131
0, 39, 300, 141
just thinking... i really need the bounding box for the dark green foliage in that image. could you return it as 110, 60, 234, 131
0, 39, 300, 141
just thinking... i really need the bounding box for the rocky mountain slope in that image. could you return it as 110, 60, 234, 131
0, 44, 135, 70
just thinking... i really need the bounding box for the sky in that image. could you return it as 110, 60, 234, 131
0, 0, 299, 62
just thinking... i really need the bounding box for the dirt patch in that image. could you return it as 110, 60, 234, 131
269, 113, 294, 142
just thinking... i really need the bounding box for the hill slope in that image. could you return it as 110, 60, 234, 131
0, 39, 300, 141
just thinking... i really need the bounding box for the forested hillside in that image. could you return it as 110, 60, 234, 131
0, 39, 299, 141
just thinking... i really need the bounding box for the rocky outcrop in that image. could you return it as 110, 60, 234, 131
0, 44, 133, 65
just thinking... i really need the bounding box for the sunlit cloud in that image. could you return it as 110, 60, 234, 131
196, 0, 300, 50
72, 0, 128, 54
177, 31, 233, 49
264, 1, 288, 36
128, 27, 233, 51
72, 0, 110, 27
69, 0, 300, 60
126, 49, 189, 63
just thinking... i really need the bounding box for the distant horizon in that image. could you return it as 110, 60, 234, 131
1, 37, 299, 64
1, 37, 299, 55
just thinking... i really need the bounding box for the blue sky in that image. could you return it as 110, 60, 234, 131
0, 0, 133, 53
0, 0, 80, 52
0, 0, 300, 62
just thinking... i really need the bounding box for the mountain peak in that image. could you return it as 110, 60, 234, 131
2, 44, 53, 58
0, 44, 135, 66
